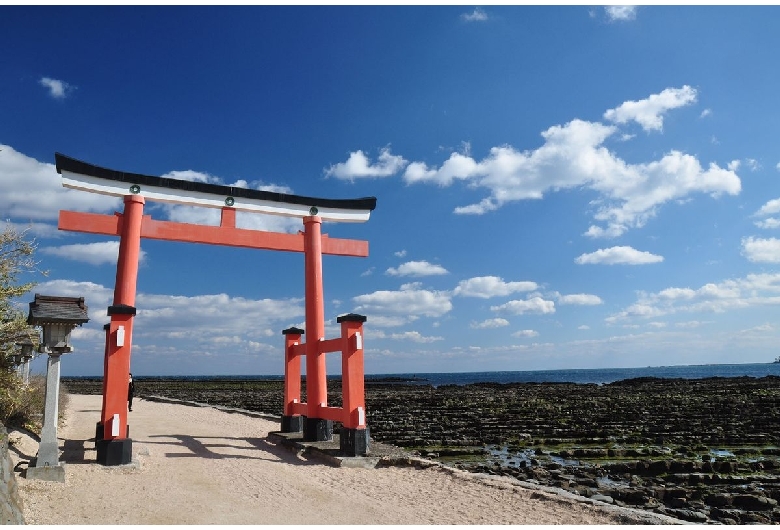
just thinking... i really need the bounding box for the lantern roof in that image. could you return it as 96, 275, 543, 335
15, 337, 35, 347
27, 294, 89, 326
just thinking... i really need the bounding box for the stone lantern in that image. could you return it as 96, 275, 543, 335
16, 338, 35, 385
10, 353, 22, 378
26, 294, 89, 481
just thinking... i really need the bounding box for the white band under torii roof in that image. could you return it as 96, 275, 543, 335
56, 154, 377, 223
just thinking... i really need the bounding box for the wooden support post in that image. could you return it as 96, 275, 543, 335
97, 194, 144, 466
338, 313, 369, 456
302, 215, 332, 442
281, 327, 304, 433
95, 323, 110, 443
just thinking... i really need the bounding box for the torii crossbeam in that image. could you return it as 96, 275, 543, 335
55, 153, 376, 465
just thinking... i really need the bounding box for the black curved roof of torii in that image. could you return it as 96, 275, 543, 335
55, 153, 377, 212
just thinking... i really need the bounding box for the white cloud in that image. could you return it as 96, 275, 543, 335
675, 321, 706, 328
470, 318, 510, 329
741, 236, 780, 263
657, 287, 696, 301
754, 197, 780, 217
404, 152, 480, 187
366, 315, 410, 328
557, 293, 603, 305
70, 327, 107, 342
606, 272, 780, 323
491, 297, 555, 315
700, 109, 712, 118
385, 331, 444, 343
386, 260, 448, 277
0, 145, 122, 222
39, 77, 73, 99
394, 250, 407, 258
755, 218, 780, 230
134, 292, 303, 340
400, 87, 740, 237
512, 329, 539, 338
453, 276, 538, 298
578, 325, 590, 330
575, 246, 664, 265
740, 323, 774, 334
461, 7, 488, 22
35, 279, 304, 333
603, 85, 697, 132
325, 147, 408, 180
40, 241, 147, 266
605, 6, 637, 22
353, 283, 452, 323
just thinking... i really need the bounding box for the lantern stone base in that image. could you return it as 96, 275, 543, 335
26, 462, 65, 482
35, 440, 61, 469
96, 438, 133, 466
303, 417, 333, 442
340, 427, 370, 456
281, 415, 303, 433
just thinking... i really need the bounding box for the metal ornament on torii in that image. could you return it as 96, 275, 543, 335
55, 153, 377, 465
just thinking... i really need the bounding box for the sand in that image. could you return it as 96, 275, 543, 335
7, 394, 679, 525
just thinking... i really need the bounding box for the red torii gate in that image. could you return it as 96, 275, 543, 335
55, 153, 376, 465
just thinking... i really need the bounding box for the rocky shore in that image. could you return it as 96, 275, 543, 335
63, 375, 780, 525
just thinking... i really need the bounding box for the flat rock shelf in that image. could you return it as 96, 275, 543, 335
63, 375, 780, 524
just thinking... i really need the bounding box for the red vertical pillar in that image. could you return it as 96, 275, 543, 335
281, 327, 304, 433
95, 323, 110, 441
338, 313, 369, 456
97, 194, 144, 466
302, 215, 332, 441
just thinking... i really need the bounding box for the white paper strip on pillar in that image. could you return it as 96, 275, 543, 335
116, 326, 125, 347
354, 332, 363, 350
358, 406, 365, 426
111, 413, 120, 436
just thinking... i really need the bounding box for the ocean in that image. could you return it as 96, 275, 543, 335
114, 362, 780, 387
383, 362, 780, 386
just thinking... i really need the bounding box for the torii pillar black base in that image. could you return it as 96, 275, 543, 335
96, 438, 133, 466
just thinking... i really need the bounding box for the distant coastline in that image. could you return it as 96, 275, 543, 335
63, 361, 780, 387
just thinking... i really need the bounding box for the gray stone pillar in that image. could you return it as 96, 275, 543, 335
22, 358, 31, 386
27, 352, 65, 482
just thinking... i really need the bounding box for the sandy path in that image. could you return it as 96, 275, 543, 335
9, 394, 673, 525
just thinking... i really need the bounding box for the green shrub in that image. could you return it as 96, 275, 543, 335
0, 371, 41, 432
0, 372, 70, 434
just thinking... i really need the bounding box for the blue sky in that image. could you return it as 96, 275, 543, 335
2, 5, 780, 376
